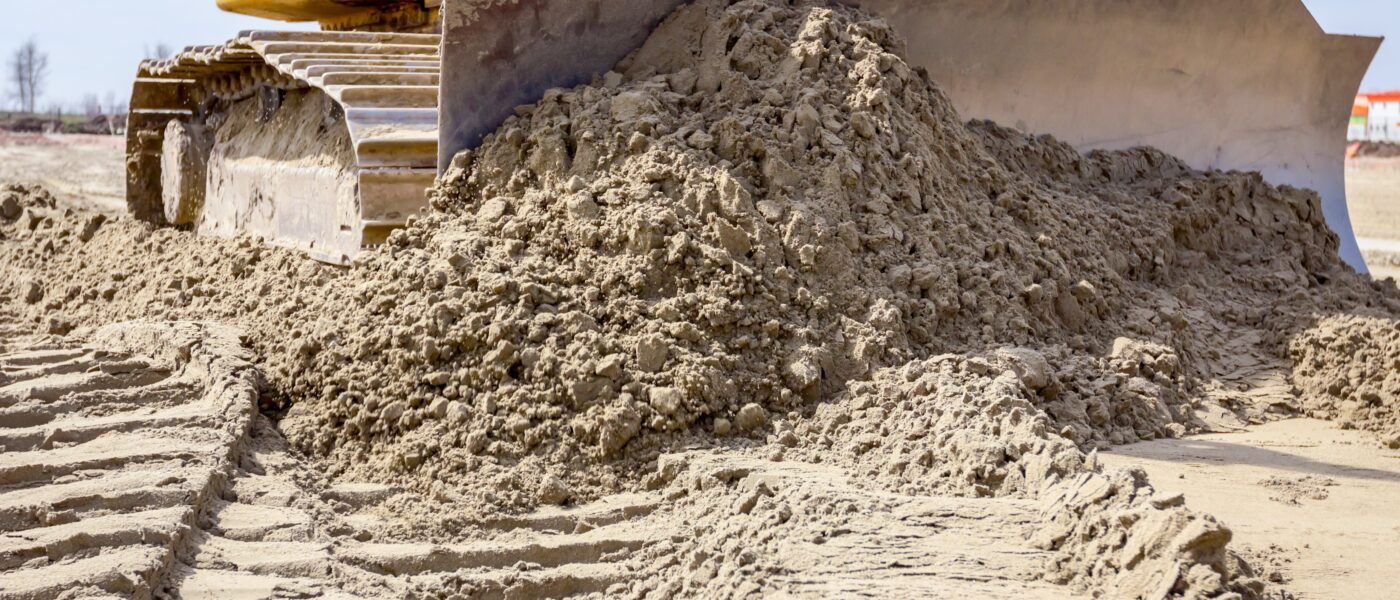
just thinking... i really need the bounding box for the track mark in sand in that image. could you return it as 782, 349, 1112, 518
674, 453, 1083, 599
0, 322, 259, 600
0, 434, 220, 488
173, 431, 1082, 599
165, 417, 678, 600
0, 320, 680, 599
0, 319, 1086, 599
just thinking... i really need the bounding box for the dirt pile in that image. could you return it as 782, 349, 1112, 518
1350, 141, 1400, 159
765, 352, 1255, 597
403, 0, 1395, 476
1289, 314, 1400, 447
0, 183, 56, 224
0, 115, 121, 136
1, 182, 106, 244
4, 0, 1400, 597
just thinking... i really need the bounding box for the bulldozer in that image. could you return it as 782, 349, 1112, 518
126, 0, 1381, 270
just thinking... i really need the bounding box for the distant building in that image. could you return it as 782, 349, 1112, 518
1351, 91, 1400, 142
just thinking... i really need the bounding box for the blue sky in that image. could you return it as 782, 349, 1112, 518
1305, 0, 1400, 92
0, 0, 1397, 110
0, 1, 316, 111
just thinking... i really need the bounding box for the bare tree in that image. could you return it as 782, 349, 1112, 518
145, 43, 173, 60
103, 91, 127, 116
6, 57, 18, 111
82, 93, 103, 118
7, 39, 49, 114
103, 91, 128, 134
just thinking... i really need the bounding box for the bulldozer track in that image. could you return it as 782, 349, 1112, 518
128, 31, 443, 263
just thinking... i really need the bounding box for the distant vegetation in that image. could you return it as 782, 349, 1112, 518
7, 38, 47, 114
4, 38, 142, 135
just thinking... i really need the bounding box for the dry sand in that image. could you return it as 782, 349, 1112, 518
1346, 158, 1400, 242
1, 320, 1095, 599
1, 1, 1400, 598
1287, 314, 1400, 448
0, 132, 125, 215
1347, 157, 1400, 281
1101, 419, 1400, 600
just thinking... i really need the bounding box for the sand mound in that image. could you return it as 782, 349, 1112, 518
1, 183, 57, 224
4, 0, 1400, 596
1290, 314, 1400, 447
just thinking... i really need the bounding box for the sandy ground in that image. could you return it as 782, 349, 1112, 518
1347, 158, 1400, 280
1101, 419, 1400, 600
3, 133, 1397, 278
0, 132, 125, 215
0, 82, 1395, 598
1346, 158, 1400, 241
0, 323, 1088, 599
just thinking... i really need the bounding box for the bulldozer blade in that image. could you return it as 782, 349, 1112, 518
437, 0, 1380, 272
436, 0, 687, 170
852, 0, 1381, 272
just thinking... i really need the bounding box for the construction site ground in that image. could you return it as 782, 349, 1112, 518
1348, 157, 1400, 281
0, 133, 125, 215
0, 321, 1085, 599
2, 4, 1399, 597
1101, 419, 1400, 599
8, 133, 1397, 284
4, 138, 1398, 600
